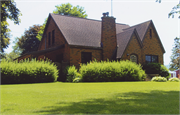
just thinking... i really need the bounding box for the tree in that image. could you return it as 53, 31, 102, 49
156, 0, 180, 18
1, 0, 21, 53
169, 37, 180, 71
4, 51, 20, 61
36, 3, 88, 41
53, 3, 88, 18
17, 25, 42, 55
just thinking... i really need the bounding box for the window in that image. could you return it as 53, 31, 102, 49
150, 29, 152, 38
130, 55, 137, 63
52, 30, 55, 45
81, 52, 92, 64
48, 32, 51, 46
145, 55, 158, 63
56, 54, 63, 63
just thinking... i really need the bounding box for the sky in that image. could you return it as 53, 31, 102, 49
5, 0, 180, 66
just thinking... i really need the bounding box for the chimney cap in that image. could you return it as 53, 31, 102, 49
102, 12, 109, 17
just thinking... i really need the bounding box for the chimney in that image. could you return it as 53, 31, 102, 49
101, 12, 117, 61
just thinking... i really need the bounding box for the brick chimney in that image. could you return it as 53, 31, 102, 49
101, 12, 117, 61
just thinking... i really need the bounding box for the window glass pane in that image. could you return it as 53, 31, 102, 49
56, 54, 63, 63
81, 52, 92, 64
145, 55, 151, 63
130, 55, 137, 63
48, 32, 51, 46
152, 55, 158, 63
52, 30, 55, 45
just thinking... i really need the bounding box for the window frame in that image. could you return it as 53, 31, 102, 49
145, 55, 158, 63
130, 54, 138, 63
81, 52, 92, 64
150, 29, 152, 38
52, 30, 55, 45
48, 32, 51, 46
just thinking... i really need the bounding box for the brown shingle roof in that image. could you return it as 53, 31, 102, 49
50, 13, 129, 48
123, 20, 151, 41
116, 28, 135, 58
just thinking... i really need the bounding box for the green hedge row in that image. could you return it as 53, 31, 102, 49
1, 59, 59, 84
78, 60, 146, 82
142, 63, 170, 79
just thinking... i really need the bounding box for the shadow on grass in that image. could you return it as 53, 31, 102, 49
35, 90, 179, 114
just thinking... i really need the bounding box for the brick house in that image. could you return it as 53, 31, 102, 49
17, 13, 165, 68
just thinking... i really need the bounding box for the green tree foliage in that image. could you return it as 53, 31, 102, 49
53, 3, 88, 18
169, 37, 180, 71
12, 37, 22, 54
36, 3, 88, 41
4, 51, 20, 61
156, 0, 180, 18
1, 0, 21, 53
17, 25, 42, 55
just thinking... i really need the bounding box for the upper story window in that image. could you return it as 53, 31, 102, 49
145, 55, 158, 63
48, 32, 51, 46
52, 30, 55, 45
150, 29, 152, 38
130, 55, 137, 63
81, 52, 92, 64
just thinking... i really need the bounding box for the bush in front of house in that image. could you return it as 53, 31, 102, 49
151, 76, 167, 82
66, 66, 78, 82
1, 59, 59, 84
79, 60, 146, 82
142, 63, 170, 79
168, 78, 180, 82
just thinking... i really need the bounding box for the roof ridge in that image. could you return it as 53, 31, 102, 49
50, 13, 102, 22
123, 20, 152, 30
50, 13, 128, 26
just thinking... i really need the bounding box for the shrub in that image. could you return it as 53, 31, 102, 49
1, 59, 59, 84
79, 60, 146, 82
66, 66, 78, 82
151, 76, 167, 82
168, 78, 180, 82
73, 78, 81, 83
159, 65, 171, 79
142, 63, 161, 74
143, 63, 170, 79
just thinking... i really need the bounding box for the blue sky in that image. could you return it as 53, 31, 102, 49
5, 0, 180, 65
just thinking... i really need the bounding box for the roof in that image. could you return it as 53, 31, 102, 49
123, 20, 151, 41
50, 13, 130, 48
15, 45, 65, 60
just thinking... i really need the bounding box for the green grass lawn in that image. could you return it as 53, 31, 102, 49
1, 82, 179, 114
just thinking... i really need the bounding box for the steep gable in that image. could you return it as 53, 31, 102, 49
123, 20, 151, 41
38, 14, 67, 50
116, 28, 142, 58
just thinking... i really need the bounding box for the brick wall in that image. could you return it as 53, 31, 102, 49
101, 17, 117, 61
38, 16, 70, 63
38, 16, 67, 51
142, 24, 164, 64
70, 47, 102, 68
121, 33, 143, 64
121, 24, 164, 65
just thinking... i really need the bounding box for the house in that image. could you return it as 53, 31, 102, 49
170, 69, 180, 78
17, 13, 165, 68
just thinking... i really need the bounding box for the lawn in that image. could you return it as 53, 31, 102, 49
1, 82, 179, 114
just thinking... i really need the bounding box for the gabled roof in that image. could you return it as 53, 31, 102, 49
116, 28, 142, 58
123, 20, 151, 41
50, 13, 129, 48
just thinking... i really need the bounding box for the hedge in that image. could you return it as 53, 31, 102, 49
1, 59, 59, 84
142, 63, 170, 79
79, 60, 146, 82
